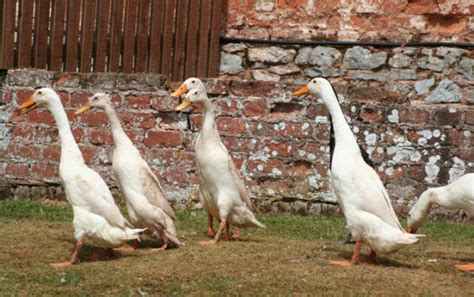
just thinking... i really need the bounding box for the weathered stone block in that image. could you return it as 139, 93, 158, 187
426, 78, 461, 103
220, 53, 243, 74
248, 47, 296, 64
343, 46, 387, 70
415, 77, 435, 95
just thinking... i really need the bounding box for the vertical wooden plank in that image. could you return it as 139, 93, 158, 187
17, 0, 35, 68
135, 0, 150, 73
122, 0, 138, 73
161, 0, 177, 78
108, 0, 123, 72
184, 0, 199, 78
65, 0, 81, 72
33, 0, 51, 69
207, 0, 223, 77
196, 0, 211, 77
1, 0, 16, 68
94, 0, 111, 72
79, 0, 97, 72
50, 0, 66, 71
148, 0, 164, 73
172, 0, 188, 81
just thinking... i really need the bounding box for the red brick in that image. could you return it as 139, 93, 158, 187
31, 163, 57, 179
205, 80, 229, 95
277, 0, 307, 9
78, 111, 109, 127
126, 95, 151, 108
359, 105, 385, 123
16, 145, 42, 160
222, 136, 256, 153
151, 96, 177, 112
243, 99, 267, 117
399, 107, 430, 125
43, 145, 61, 161
307, 104, 329, 120
406, 0, 438, 14
89, 129, 114, 145
69, 92, 93, 107
426, 15, 467, 34
144, 130, 184, 147
229, 81, 275, 97
16, 89, 35, 102
433, 109, 463, 126
27, 109, 55, 126
120, 111, 156, 129
215, 99, 239, 115
268, 102, 304, 122
466, 110, 474, 125
247, 158, 286, 175
287, 160, 313, 177
261, 140, 297, 158
72, 127, 85, 143
217, 117, 246, 135
81, 146, 98, 163
6, 163, 30, 179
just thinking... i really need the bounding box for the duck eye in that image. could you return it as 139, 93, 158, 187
38, 91, 42, 95
192, 80, 196, 84
194, 91, 199, 95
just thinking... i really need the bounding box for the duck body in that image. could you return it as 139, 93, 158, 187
19, 88, 144, 267
293, 79, 422, 264
76, 94, 180, 248
194, 123, 262, 228
408, 173, 474, 232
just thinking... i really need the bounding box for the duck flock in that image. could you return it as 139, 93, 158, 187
17, 76, 473, 272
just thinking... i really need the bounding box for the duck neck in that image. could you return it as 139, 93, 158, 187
48, 102, 84, 164
103, 103, 133, 148
322, 91, 356, 146
200, 99, 218, 137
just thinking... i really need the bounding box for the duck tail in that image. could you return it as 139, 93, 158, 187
123, 227, 147, 241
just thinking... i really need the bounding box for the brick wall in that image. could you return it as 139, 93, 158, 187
0, 69, 472, 219
226, 0, 473, 42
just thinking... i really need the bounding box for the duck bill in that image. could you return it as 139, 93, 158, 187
18, 97, 38, 113
406, 227, 416, 234
292, 85, 309, 96
171, 84, 188, 97
175, 98, 192, 111
74, 103, 92, 115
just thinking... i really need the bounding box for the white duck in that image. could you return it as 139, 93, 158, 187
407, 173, 473, 272
172, 86, 265, 244
171, 77, 243, 240
293, 78, 423, 265
18, 88, 144, 268
75, 93, 181, 250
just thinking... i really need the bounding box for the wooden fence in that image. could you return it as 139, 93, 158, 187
0, 0, 225, 81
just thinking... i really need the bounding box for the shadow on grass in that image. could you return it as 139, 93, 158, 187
335, 250, 419, 269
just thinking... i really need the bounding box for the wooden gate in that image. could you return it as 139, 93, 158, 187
0, 0, 225, 81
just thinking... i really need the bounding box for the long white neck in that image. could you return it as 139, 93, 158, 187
200, 99, 218, 138
321, 88, 357, 146
48, 101, 84, 164
103, 103, 134, 148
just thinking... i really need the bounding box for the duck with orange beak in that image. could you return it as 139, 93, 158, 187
172, 82, 265, 244
172, 78, 246, 241
293, 78, 423, 266
75, 93, 181, 251
18, 88, 145, 268
407, 173, 473, 272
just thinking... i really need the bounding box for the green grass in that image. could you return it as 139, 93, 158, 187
0, 200, 472, 296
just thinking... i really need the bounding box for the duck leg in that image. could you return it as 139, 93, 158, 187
50, 240, 84, 268
207, 213, 216, 238
330, 240, 362, 266
200, 220, 226, 245
225, 222, 231, 240
455, 263, 474, 272
232, 226, 241, 239
151, 223, 169, 251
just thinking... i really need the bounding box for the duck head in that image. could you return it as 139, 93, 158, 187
406, 190, 433, 234
18, 88, 61, 113
171, 77, 205, 97
74, 93, 112, 115
292, 77, 337, 104
175, 88, 207, 111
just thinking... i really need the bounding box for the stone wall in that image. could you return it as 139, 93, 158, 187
0, 69, 472, 220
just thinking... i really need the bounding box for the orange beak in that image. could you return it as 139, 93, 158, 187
292, 85, 309, 96
406, 227, 416, 234
171, 84, 189, 98
18, 97, 37, 113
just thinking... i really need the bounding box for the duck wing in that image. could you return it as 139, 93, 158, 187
139, 166, 177, 222
76, 174, 126, 228
228, 158, 254, 211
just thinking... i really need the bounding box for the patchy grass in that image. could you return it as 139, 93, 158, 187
0, 200, 472, 296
